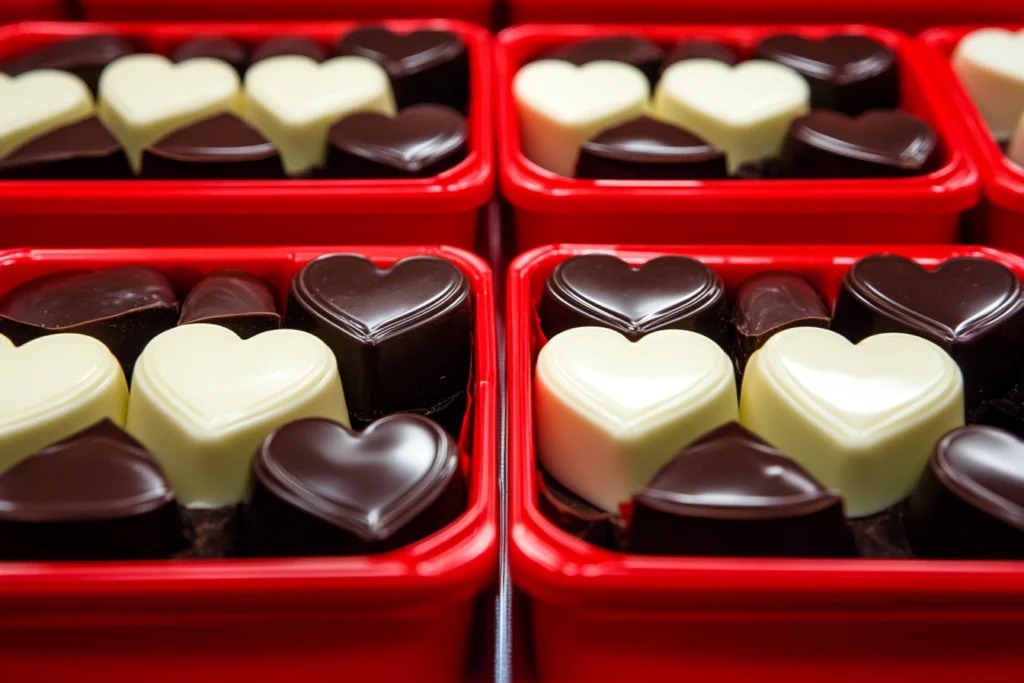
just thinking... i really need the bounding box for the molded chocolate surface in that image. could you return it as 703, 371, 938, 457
178, 270, 280, 339
538, 469, 624, 550
141, 113, 284, 179
0, 116, 131, 180
547, 36, 664, 86
2, 35, 136, 94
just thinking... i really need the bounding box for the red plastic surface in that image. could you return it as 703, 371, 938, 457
509, 243, 1024, 683
0, 0, 67, 23
920, 26, 1024, 255
0, 244, 498, 683
0, 21, 494, 250
497, 25, 981, 252
506, 0, 1022, 33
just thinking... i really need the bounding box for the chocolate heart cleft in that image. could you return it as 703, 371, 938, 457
0, 116, 132, 180
178, 269, 280, 338
141, 113, 284, 179
546, 36, 664, 86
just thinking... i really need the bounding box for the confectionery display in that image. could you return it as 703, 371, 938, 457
0, 29, 473, 180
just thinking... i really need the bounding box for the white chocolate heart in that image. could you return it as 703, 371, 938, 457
740, 328, 964, 517
513, 59, 650, 177
0, 70, 93, 160
127, 324, 350, 507
953, 28, 1024, 140
98, 54, 241, 171
654, 59, 810, 172
243, 55, 396, 176
535, 327, 737, 512
0, 333, 128, 473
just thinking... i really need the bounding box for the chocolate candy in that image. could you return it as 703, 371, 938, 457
832, 254, 1024, 410
327, 104, 468, 179
140, 113, 284, 179
951, 29, 1024, 140
178, 270, 280, 338
171, 37, 248, 76
0, 116, 131, 180
662, 39, 740, 70
574, 116, 727, 180
906, 425, 1024, 559
2, 35, 136, 94
537, 468, 624, 550
335, 27, 469, 112
755, 34, 900, 115
974, 392, 1024, 438
547, 36, 664, 87
0, 420, 190, 561
777, 110, 941, 179
0, 266, 178, 379
626, 422, 854, 557
732, 271, 830, 373
240, 415, 465, 556
539, 254, 730, 350
249, 37, 327, 65
286, 255, 472, 436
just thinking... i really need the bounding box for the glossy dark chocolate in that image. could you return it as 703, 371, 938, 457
0, 265, 179, 379
2, 35, 136, 94
178, 270, 279, 339
171, 37, 248, 75
0, 116, 132, 180
0, 420, 190, 561
626, 422, 855, 557
285, 255, 472, 436
335, 27, 469, 112
249, 36, 326, 65
547, 36, 664, 86
906, 426, 1024, 559
140, 113, 284, 179
327, 104, 468, 179
755, 34, 900, 115
832, 254, 1024, 409
538, 469, 624, 550
662, 39, 740, 70
539, 254, 730, 350
574, 116, 728, 180
240, 415, 465, 556
777, 110, 941, 179
732, 271, 830, 373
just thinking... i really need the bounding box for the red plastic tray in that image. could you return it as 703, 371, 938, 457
506, 0, 1022, 33
0, 244, 497, 683
0, 21, 494, 251
509, 243, 1024, 683
0, 0, 67, 23
920, 26, 1024, 255
496, 25, 981, 252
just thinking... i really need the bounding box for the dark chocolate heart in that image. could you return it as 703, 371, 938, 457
626, 422, 854, 557
249, 36, 326, 65
574, 116, 728, 180
778, 110, 941, 178
335, 27, 469, 111
241, 415, 465, 555
178, 269, 280, 339
539, 253, 730, 349
327, 104, 468, 178
755, 34, 899, 114
141, 113, 284, 180
171, 37, 248, 75
2, 35, 136, 94
0, 116, 131, 180
546, 36, 664, 86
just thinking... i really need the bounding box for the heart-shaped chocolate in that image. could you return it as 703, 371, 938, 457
539, 254, 730, 349
546, 36, 664, 86
0, 70, 94, 162
2, 35, 136, 94
327, 104, 468, 178
141, 113, 283, 179
336, 27, 469, 112
907, 425, 1024, 558
171, 37, 248, 76
626, 422, 854, 557
662, 39, 740, 71
249, 36, 327, 65
755, 34, 900, 115
178, 269, 279, 338
778, 110, 941, 179
574, 116, 728, 180
241, 414, 465, 556
0, 419, 189, 561
286, 254, 473, 434
832, 254, 1024, 409
953, 29, 1024, 139
0, 116, 131, 180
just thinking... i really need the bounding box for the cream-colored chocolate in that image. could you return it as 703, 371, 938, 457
0, 70, 93, 160
0, 333, 128, 473
740, 328, 964, 518
126, 324, 349, 507
535, 327, 738, 512
953, 28, 1024, 140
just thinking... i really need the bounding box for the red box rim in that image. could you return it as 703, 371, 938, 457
496, 24, 980, 216
919, 26, 1024, 215
509, 243, 1024, 609
0, 20, 494, 216
0, 244, 497, 613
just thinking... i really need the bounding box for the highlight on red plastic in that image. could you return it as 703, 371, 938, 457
508, 243, 1024, 683
919, 26, 1024, 256
0, 244, 497, 683
0, 21, 494, 250
496, 25, 981, 252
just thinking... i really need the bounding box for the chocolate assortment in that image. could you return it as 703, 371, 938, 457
0, 29, 473, 180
